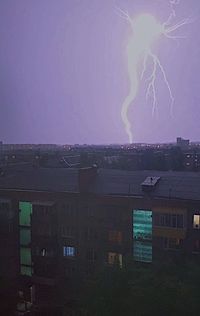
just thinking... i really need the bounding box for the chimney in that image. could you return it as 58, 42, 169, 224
78, 165, 98, 193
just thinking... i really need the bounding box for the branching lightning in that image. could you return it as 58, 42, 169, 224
118, 2, 192, 144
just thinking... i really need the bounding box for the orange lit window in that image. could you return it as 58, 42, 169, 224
108, 231, 122, 244
108, 252, 122, 267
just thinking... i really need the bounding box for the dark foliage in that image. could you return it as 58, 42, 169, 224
78, 260, 200, 316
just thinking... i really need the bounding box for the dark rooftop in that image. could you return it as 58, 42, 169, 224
0, 165, 79, 192
0, 165, 200, 201
92, 169, 200, 201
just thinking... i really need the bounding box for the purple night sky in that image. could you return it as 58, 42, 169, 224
0, 0, 199, 144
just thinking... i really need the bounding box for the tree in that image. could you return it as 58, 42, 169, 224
79, 260, 200, 316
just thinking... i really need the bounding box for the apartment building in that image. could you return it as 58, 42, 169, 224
0, 166, 200, 314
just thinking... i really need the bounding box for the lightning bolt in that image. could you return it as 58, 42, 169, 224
118, 2, 192, 144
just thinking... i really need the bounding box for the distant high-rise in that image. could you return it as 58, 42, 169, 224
177, 137, 189, 148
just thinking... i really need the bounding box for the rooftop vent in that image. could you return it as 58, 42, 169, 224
141, 176, 160, 192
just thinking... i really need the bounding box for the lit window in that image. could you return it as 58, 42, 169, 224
133, 210, 152, 262
20, 265, 32, 276
133, 210, 152, 241
19, 202, 32, 226
63, 246, 75, 257
41, 248, 46, 257
108, 252, 122, 267
34, 247, 54, 257
20, 247, 31, 265
134, 242, 152, 263
20, 228, 31, 246
193, 215, 200, 229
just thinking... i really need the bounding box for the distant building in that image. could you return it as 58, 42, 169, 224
177, 137, 190, 148
2, 143, 60, 151
183, 152, 200, 171
0, 141, 2, 157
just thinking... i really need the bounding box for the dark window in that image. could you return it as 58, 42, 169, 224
0, 202, 10, 221
62, 203, 70, 211
153, 213, 159, 226
177, 214, 184, 228
160, 214, 165, 226
84, 228, 98, 241
168, 238, 177, 249
193, 240, 200, 252
154, 213, 184, 228
34, 205, 51, 217
65, 265, 76, 277
8, 222, 13, 233
163, 237, 168, 249
86, 249, 97, 262
171, 215, 177, 228
87, 207, 95, 217
62, 204, 76, 217
165, 214, 171, 226
108, 231, 122, 244
34, 223, 52, 236
163, 237, 183, 250
86, 263, 95, 277
61, 226, 75, 238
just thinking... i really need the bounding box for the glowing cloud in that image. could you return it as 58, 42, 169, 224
118, 5, 191, 144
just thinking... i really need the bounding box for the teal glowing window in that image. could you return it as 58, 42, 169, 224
20, 265, 32, 276
134, 241, 152, 263
20, 247, 31, 265
19, 202, 32, 226
133, 210, 152, 262
20, 228, 31, 246
133, 210, 152, 240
